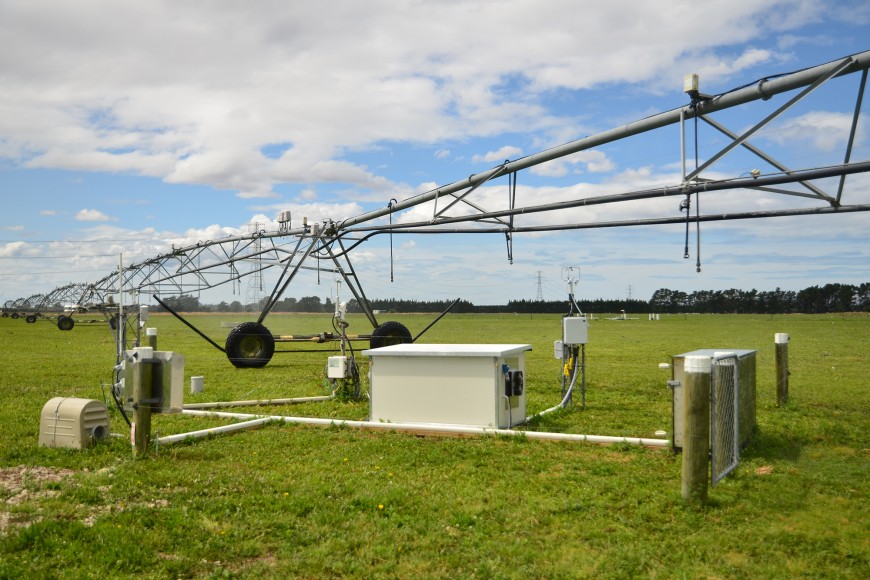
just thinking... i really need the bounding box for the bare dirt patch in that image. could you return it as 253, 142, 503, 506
1, 465, 76, 532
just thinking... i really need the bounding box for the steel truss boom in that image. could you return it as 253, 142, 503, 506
13, 50, 870, 313
337, 50, 870, 230
342, 161, 870, 236
88, 229, 320, 297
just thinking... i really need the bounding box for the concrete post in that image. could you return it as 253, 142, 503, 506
682, 355, 711, 503
775, 333, 789, 406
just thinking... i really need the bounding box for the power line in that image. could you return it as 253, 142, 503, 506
0, 254, 117, 259
0, 267, 110, 276
0, 238, 159, 244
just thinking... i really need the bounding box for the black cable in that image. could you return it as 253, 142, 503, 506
682, 194, 691, 259
110, 367, 132, 427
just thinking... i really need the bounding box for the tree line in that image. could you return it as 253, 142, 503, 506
648, 283, 870, 314
152, 282, 870, 315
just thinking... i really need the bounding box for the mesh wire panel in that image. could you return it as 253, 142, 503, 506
711, 355, 740, 486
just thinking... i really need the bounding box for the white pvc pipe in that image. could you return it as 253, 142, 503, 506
182, 395, 333, 410
165, 409, 669, 448
157, 417, 273, 444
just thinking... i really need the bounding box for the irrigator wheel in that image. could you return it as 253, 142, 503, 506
369, 320, 412, 349
225, 321, 275, 368
57, 315, 75, 331
25, 315, 37, 324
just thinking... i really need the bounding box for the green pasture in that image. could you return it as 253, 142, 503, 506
0, 312, 867, 578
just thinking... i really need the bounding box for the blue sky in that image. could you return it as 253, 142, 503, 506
1, 0, 869, 307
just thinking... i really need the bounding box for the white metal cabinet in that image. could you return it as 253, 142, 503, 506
363, 343, 532, 428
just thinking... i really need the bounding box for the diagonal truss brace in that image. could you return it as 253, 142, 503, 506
700, 116, 836, 203
432, 160, 512, 226
837, 68, 868, 205
683, 55, 856, 204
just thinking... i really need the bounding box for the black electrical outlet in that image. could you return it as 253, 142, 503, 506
509, 370, 524, 396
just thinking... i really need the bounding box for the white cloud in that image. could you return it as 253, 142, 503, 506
75, 209, 113, 222
0, 241, 28, 257
1, 0, 865, 305
761, 111, 866, 152
1, 225, 25, 231
0, 0, 824, 199
531, 150, 616, 177
246, 202, 367, 228
472, 146, 524, 164
298, 188, 318, 201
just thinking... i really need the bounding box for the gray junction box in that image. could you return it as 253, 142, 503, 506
120, 348, 185, 414
562, 316, 589, 345
39, 397, 110, 449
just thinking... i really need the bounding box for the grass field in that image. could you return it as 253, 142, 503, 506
1, 311, 868, 578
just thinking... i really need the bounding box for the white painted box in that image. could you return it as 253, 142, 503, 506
362, 343, 532, 428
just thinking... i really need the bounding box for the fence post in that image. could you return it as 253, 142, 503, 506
146, 327, 158, 350
682, 355, 711, 503
775, 333, 789, 406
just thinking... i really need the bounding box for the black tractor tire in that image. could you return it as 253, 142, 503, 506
225, 322, 275, 368
57, 315, 75, 331
369, 321, 412, 350
25, 315, 37, 324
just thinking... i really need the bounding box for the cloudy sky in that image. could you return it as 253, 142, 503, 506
1, 0, 869, 307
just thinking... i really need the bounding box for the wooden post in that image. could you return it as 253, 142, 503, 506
133, 329, 158, 457
682, 355, 711, 503
775, 333, 789, 406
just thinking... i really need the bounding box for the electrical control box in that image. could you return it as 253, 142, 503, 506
562, 316, 588, 345
327, 355, 348, 378
121, 347, 185, 414
363, 343, 532, 428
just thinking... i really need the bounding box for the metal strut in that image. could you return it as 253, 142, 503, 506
505, 171, 517, 264
388, 198, 398, 282
837, 67, 867, 206
257, 235, 323, 325
320, 239, 381, 329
